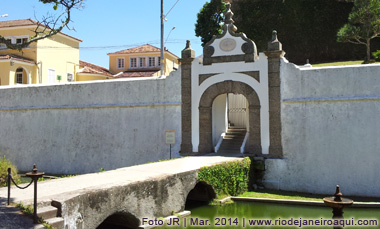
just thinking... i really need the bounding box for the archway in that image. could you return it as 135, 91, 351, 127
97, 211, 140, 229
185, 181, 216, 209
198, 81, 261, 154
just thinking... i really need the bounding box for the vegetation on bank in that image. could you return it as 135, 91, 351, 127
239, 189, 380, 203
240, 190, 323, 202
0, 156, 20, 187
198, 157, 251, 197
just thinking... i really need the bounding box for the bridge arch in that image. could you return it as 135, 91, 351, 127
198, 81, 261, 154
186, 181, 216, 204
97, 211, 140, 229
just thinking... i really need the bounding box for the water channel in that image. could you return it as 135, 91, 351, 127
162, 201, 380, 229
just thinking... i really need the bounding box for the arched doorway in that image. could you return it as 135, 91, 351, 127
14, 67, 28, 84
212, 93, 249, 152
198, 81, 261, 154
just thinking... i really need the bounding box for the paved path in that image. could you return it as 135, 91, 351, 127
0, 198, 36, 229
0, 154, 243, 228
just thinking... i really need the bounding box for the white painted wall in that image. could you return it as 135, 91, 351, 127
191, 52, 269, 154
0, 71, 181, 174
212, 94, 227, 146
264, 61, 380, 197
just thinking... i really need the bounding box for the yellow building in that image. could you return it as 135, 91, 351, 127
0, 19, 85, 86
107, 44, 179, 78
76, 60, 113, 81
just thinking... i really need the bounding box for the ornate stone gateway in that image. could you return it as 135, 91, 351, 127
180, 3, 284, 158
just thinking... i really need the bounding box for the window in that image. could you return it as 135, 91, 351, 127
158, 57, 161, 67
139, 57, 146, 68
67, 73, 74, 82
16, 38, 28, 44
48, 69, 56, 83
130, 58, 137, 68
117, 58, 125, 69
148, 57, 156, 67
16, 68, 23, 84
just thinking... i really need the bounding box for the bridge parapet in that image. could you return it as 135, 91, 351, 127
1, 155, 244, 228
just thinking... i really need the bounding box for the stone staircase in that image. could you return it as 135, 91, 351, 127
35, 205, 64, 229
218, 127, 246, 154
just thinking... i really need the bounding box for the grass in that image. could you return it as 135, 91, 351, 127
19, 173, 77, 184
240, 190, 323, 202
239, 189, 380, 203
13, 203, 53, 228
0, 155, 20, 187
312, 60, 363, 67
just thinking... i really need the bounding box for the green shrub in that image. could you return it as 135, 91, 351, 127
198, 157, 251, 197
0, 156, 20, 187
372, 50, 380, 62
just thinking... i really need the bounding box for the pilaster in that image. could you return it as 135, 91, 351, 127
264, 31, 285, 158
180, 41, 195, 154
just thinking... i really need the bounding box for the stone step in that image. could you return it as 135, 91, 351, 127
222, 140, 241, 143
45, 217, 64, 229
228, 126, 246, 130
217, 149, 241, 154
34, 217, 64, 229
226, 130, 246, 134
37, 206, 58, 220
223, 136, 245, 140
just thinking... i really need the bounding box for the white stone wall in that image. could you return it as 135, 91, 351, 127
212, 94, 227, 146
0, 71, 181, 174
264, 61, 380, 197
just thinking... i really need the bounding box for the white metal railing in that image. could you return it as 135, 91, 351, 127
240, 131, 249, 153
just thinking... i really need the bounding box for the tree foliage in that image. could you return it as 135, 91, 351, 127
337, 0, 380, 61
195, 0, 226, 46
195, 0, 380, 64
0, 0, 84, 51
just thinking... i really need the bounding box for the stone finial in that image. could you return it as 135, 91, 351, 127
334, 185, 343, 202
185, 40, 191, 49
268, 30, 282, 51
181, 40, 195, 59
224, 3, 234, 25
224, 3, 238, 33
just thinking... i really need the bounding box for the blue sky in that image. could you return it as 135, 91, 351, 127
2, 0, 210, 68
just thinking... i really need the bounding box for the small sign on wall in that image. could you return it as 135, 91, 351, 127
165, 130, 176, 145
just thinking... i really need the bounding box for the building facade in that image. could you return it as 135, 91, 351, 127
108, 44, 179, 78
0, 19, 82, 86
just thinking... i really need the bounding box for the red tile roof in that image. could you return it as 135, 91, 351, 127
109, 44, 160, 55
113, 70, 160, 78
79, 60, 113, 77
0, 54, 35, 64
0, 19, 82, 42
0, 19, 36, 28
108, 44, 179, 58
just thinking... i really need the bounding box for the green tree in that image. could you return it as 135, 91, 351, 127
0, 0, 84, 50
195, 0, 226, 46
195, 0, 374, 64
337, 0, 380, 62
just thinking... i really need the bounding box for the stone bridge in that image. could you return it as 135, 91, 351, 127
0, 155, 244, 228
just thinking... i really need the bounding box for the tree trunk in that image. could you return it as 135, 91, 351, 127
366, 39, 371, 61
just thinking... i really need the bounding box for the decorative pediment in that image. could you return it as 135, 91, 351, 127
203, 3, 257, 65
